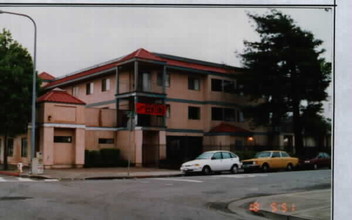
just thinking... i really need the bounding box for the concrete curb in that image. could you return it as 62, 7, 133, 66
5, 172, 184, 181
84, 173, 184, 180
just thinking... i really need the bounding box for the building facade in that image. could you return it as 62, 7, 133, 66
1, 48, 298, 168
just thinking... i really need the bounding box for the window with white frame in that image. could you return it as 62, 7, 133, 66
102, 78, 110, 92
73, 86, 80, 96
188, 77, 200, 91
86, 82, 94, 95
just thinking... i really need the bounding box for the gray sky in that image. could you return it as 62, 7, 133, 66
0, 5, 334, 116
0, 6, 333, 76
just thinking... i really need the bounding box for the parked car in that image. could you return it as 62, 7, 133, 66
299, 152, 331, 170
180, 151, 242, 175
242, 150, 299, 172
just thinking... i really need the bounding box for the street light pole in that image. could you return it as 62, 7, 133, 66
0, 10, 37, 166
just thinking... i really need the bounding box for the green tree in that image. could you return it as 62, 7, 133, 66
239, 10, 331, 155
0, 29, 37, 170
301, 104, 331, 150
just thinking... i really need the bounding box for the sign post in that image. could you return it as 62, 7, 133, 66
126, 111, 134, 177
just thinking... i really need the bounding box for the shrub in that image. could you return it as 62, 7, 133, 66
84, 149, 131, 168
233, 151, 257, 160
100, 148, 120, 167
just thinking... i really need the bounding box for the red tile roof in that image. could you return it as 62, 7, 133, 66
45, 48, 238, 89
161, 58, 232, 74
37, 88, 85, 105
119, 48, 165, 63
38, 72, 55, 81
210, 123, 252, 134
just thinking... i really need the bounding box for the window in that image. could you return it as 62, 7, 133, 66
188, 77, 200, 90
211, 107, 223, 121
211, 107, 243, 122
140, 72, 151, 92
7, 138, 14, 156
211, 79, 222, 91
157, 72, 170, 87
212, 152, 222, 160
281, 152, 289, 157
230, 153, 239, 158
21, 138, 28, 157
188, 106, 200, 120
102, 78, 110, 92
86, 82, 94, 95
272, 152, 281, 158
237, 110, 244, 122
222, 152, 232, 159
211, 78, 236, 93
223, 80, 236, 93
166, 104, 171, 118
73, 86, 80, 96
54, 136, 72, 143
224, 108, 235, 121
98, 138, 114, 144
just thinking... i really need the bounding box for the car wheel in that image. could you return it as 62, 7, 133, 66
313, 164, 318, 170
262, 164, 269, 172
286, 163, 293, 171
230, 165, 239, 174
202, 166, 212, 175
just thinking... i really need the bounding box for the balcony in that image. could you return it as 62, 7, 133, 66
117, 110, 165, 128
118, 79, 164, 95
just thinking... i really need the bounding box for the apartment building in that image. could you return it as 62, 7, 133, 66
1, 48, 284, 168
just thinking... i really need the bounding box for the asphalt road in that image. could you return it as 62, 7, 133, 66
0, 169, 331, 220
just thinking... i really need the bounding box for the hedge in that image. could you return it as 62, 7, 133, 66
84, 149, 130, 168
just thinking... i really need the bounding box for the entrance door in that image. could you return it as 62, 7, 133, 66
53, 128, 74, 166
142, 131, 159, 167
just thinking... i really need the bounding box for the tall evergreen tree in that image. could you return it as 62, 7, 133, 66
239, 10, 331, 155
0, 29, 36, 170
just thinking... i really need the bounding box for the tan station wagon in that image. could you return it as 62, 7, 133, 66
242, 150, 299, 172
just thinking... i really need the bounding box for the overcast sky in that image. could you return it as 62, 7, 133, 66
0, 5, 334, 116
0, 6, 333, 76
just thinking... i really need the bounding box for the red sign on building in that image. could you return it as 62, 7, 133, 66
136, 103, 167, 116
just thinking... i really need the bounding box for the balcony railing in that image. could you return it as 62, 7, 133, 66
117, 110, 165, 128
118, 80, 164, 94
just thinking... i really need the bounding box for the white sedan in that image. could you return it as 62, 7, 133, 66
180, 151, 242, 175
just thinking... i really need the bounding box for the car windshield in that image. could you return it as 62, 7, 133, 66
196, 152, 214, 160
254, 151, 272, 158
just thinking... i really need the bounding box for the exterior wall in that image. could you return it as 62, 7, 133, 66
85, 130, 116, 151
0, 134, 30, 165
38, 102, 85, 125
85, 108, 116, 127
63, 71, 117, 107
41, 126, 54, 167
116, 130, 136, 163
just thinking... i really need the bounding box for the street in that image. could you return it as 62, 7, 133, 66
0, 169, 331, 220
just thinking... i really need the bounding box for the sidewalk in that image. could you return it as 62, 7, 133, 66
228, 189, 331, 220
0, 167, 182, 180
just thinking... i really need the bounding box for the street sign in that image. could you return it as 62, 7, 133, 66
136, 103, 166, 116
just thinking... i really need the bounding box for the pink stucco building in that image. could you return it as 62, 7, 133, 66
1, 48, 300, 168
